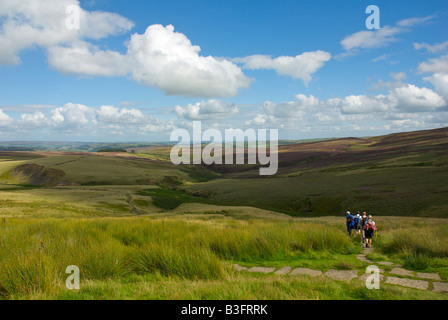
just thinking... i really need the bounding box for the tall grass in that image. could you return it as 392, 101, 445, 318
376, 226, 448, 258
375, 223, 448, 270
0, 217, 353, 299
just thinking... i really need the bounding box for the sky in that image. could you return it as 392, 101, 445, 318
0, 0, 447, 142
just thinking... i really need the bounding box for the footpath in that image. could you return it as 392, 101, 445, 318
230, 245, 448, 294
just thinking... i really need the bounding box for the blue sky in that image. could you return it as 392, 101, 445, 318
0, 0, 447, 141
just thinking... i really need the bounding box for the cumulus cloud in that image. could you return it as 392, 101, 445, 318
51, 103, 96, 128
390, 84, 446, 111
47, 42, 130, 76
0, 2, 250, 97
417, 55, 448, 74
424, 73, 448, 101
127, 25, 251, 97
174, 99, 239, 120
0, 0, 134, 65
234, 51, 331, 85
334, 94, 391, 114
246, 94, 321, 127
18, 112, 50, 129
333, 84, 445, 114
2, 102, 177, 139
96, 105, 146, 124
418, 55, 448, 100
0, 109, 14, 127
245, 79, 446, 131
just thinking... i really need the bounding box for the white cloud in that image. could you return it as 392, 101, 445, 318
341, 26, 401, 52
96, 105, 146, 124
0, 3, 250, 98
127, 25, 251, 97
246, 94, 322, 127
174, 99, 239, 120
245, 78, 446, 131
390, 84, 446, 111
424, 73, 448, 101
234, 51, 331, 85
396, 15, 434, 27
0, 0, 134, 65
335, 94, 391, 114
47, 42, 130, 76
418, 55, 448, 100
18, 111, 50, 129
51, 103, 96, 128
417, 55, 448, 74
339, 15, 435, 55
0, 109, 14, 127
414, 41, 448, 54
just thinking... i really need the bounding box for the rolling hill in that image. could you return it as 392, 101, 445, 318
0, 126, 447, 218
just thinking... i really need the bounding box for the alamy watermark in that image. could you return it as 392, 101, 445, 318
365, 265, 381, 290
170, 121, 278, 176
65, 5, 80, 30
365, 5, 380, 30
66, 265, 80, 290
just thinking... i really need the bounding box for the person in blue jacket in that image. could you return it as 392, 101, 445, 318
346, 211, 355, 236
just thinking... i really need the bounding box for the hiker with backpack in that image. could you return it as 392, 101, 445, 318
363, 215, 377, 248
354, 212, 362, 236
361, 212, 368, 243
346, 211, 355, 236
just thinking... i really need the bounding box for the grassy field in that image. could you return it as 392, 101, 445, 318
0, 127, 447, 300
0, 215, 447, 300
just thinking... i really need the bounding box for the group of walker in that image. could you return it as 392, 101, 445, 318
345, 211, 376, 248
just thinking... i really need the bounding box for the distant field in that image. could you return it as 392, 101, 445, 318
0, 127, 448, 218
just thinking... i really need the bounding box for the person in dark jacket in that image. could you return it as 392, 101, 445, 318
346, 211, 355, 236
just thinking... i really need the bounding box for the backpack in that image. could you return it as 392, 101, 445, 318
346, 215, 353, 226
354, 216, 359, 226
357, 218, 363, 227
364, 221, 376, 231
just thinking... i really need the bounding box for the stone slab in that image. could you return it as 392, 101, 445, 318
358, 273, 385, 282
325, 269, 358, 281
290, 268, 322, 277
231, 264, 248, 271
389, 268, 414, 277
274, 266, 292, 275
384, 276, 428, 290
416, 272, 441, 280
248, 266, 276, 274
432, 282, 448, 294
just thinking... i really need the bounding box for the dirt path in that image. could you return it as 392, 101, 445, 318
230, 244, 448, 294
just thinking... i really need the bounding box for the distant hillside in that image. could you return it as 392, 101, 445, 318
1, 127, 447, 218
184, 126, 448, 218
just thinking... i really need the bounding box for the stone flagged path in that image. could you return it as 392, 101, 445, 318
248, 266, 276, 273
325, 269, 358, 281
416, 272, 441, 280
358, 273, 385, 282
290, 268, 322, 277
274, 266, 292, 275
389, 268, 414, 277
230, 245, 448, 294
433, 282, 448, 293
385, 277, 429, 290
